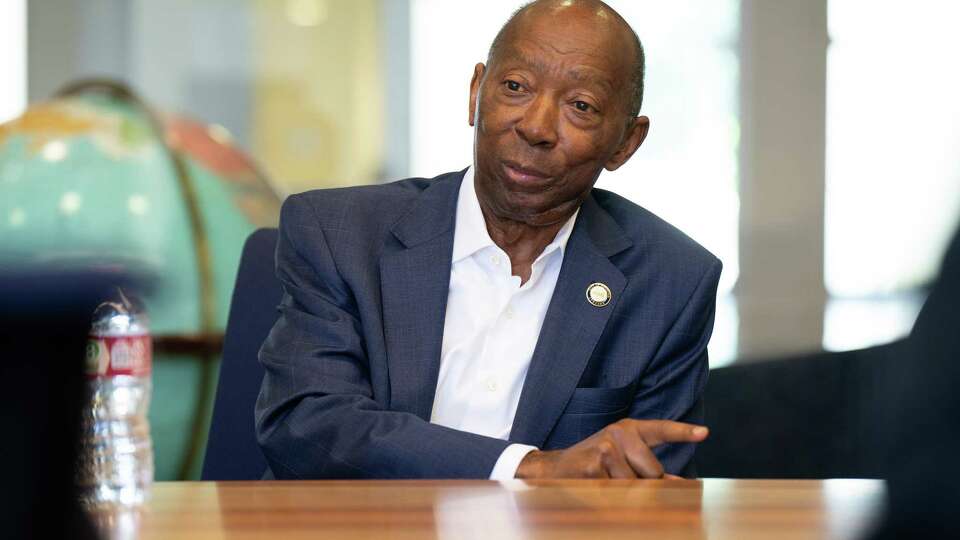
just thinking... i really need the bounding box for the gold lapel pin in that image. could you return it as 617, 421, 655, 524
586, 282, 612, 307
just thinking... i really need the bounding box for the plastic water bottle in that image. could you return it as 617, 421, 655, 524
79, 289, 154, 509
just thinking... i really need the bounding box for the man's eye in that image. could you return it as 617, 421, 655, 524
505, 80, 522, 92
574, 101, 593, 112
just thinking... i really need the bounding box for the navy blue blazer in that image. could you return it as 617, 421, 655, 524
255, 169, 721, 479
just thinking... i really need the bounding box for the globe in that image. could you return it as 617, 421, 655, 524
0, 81, 282, 480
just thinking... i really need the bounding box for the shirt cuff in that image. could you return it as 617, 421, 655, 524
489, 443, 539, 480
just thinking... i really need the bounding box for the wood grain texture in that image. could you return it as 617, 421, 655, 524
96, 479, 885, 540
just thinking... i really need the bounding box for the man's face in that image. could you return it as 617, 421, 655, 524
469, 6, 649, 227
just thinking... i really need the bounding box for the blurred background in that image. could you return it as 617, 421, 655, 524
1, 0, 957, 481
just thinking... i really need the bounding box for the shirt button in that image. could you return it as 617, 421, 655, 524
504, 306, 515, 319
485, 378, 498, 392
490, 255, 501, 266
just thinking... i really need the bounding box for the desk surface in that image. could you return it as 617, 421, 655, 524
101, 479, 885, 540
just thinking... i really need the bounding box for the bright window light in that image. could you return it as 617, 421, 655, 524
826, 0, 960, 297
0, 0, 27, 124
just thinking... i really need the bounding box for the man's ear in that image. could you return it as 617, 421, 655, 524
469, 63, 486, 127
605, 116, 650, 171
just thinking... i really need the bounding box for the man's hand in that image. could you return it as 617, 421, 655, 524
515, 419, 708, 479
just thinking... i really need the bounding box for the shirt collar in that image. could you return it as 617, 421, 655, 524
452, 166, 579, 264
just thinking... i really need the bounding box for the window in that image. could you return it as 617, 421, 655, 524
0, 0, 27, 124
826, 0, 960, 297
824, 0, 960, 350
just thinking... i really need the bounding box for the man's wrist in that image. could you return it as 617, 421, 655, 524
490, 444, 539, 480
515, 450, 549, 479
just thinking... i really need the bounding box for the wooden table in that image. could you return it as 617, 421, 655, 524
93, 479, 886, 539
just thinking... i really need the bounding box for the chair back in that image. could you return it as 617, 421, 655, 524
201, 228, 281, 480
698, 341, 903, 478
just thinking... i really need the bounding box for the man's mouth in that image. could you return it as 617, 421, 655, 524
501, 160, 553, 185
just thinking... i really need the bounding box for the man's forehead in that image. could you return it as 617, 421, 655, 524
494, 18, 630, 83
495, 2, 634, 64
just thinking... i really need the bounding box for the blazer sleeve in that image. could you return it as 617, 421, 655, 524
254, 195, 511, 479
629, 258, 722, 477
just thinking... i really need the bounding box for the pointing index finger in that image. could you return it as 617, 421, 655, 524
634, 420, 709, 447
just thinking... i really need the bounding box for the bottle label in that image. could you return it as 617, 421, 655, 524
85, 335, 152, 377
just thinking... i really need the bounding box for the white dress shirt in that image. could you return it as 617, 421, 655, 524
429, 167, 579, 479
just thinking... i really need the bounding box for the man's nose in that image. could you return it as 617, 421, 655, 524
515, 94, 559, 148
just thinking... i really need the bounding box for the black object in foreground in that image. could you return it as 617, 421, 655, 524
0, 267, 147, 540
870, 224, 960, 539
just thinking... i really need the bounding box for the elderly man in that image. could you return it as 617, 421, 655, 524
255, 0, 721, 480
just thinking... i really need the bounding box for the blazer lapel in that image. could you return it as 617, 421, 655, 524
380, 171, 464, 421
509, 193, 633, 447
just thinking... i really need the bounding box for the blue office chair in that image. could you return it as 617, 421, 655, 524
201, 228, 280, 480
698, 340, 904, 478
